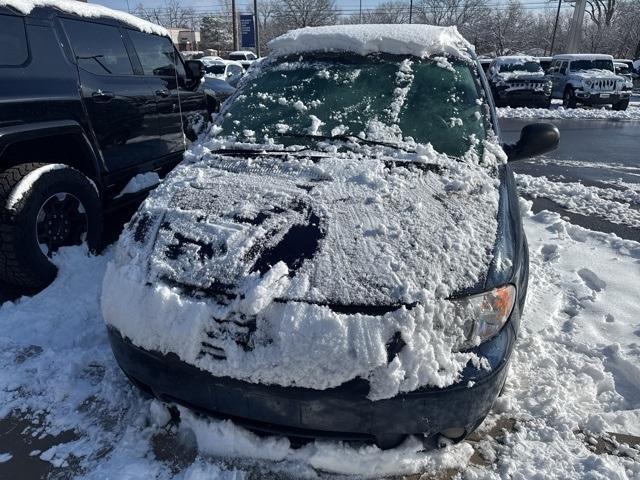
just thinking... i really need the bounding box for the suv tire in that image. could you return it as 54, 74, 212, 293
612, 99, 629, 111
0, 163, 103, 289
562, 87, 577, 109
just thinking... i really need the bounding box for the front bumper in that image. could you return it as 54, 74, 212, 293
495, 86, 551, 106
108, 315, 517, 446
575, 90, 631, 104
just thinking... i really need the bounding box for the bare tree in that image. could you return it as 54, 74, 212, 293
355, 1, 410, 24
271, 0, 339, 30
134, 0, 196, 29
416, 0, 488, 27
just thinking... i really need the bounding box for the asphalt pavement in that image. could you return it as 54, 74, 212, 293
502, 117, 640, 240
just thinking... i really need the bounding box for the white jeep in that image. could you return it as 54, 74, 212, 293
548, 54, 630, 110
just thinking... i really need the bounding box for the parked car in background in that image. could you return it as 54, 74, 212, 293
487, 56, 552, 107
478, 57, 492, 74
104, 24, 559, 450
0, 0, 217, 288
537, 56, 552, 73
228, 50, 257, 69
199, 55, 223, 64
548, 54, 630, 110
181, 50, 204, 60
614, 61, 634, 92
201, 59, 244, 87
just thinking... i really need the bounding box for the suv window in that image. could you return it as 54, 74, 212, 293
0, 14, 28, 66
128, 30, 185, 78
63, 19, 133, 75
559, 61, 568, 75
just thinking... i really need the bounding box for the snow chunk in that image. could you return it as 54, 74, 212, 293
268, 24, 473, 60
1, 0, 168, 36
115, 172, 160, 198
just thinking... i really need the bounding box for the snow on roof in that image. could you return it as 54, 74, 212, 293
495, 55, 538, 64
1, 0, 169, 36
230, 50, 255, 55
267, 24, 473, 60
552, 53, 613, 60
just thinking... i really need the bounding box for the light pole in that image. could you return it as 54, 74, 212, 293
409, 0, 413, 24
254, 0, 260, 56
359, 0, 362, 24
566, 0, 586, 53
231, 0, 238, 51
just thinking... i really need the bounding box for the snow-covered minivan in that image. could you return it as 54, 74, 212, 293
103, 25, 559, 449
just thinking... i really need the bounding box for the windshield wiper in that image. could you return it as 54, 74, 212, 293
275, 132, 416, 153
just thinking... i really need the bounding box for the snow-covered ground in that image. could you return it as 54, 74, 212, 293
497, 103, 640, 120
1, 193, 639, 478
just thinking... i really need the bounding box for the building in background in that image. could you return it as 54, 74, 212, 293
168, 28, 200, 51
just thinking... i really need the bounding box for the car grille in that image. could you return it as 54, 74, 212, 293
590, 79, 617, 91
507, 81, 544, 90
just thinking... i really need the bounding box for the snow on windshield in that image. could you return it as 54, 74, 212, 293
1, 0, 168, 36
216, 54, 487, 157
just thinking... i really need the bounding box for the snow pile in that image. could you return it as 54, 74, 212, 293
267, 24, 473, 60
102, 140, 503, 400
498, 104, 640, 120
1, 0, 168, 36
517, 173, 640, 228
463, 203, 640, 478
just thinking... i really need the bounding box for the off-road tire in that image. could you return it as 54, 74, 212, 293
563, 87, 577, 109
612, 99, 629, 111
0, 163, 103, 289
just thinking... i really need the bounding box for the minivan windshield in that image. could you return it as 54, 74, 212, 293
571, 59, 614, 72
218, 54, 486, 157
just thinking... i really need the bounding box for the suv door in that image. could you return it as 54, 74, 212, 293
127, 31, 206, 153
61, 18, 159, 172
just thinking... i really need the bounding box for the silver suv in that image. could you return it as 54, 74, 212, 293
548, 54, 630, 110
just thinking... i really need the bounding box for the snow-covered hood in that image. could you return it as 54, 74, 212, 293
570, 69, 624, 82
103, 146, 504, 399
495, 71, 547, 82
122, 153, 500, 308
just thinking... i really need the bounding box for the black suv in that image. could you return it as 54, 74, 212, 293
0, 3, 215, 288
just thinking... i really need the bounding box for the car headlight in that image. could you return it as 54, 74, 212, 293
583, 79, 593, 87
455, 285, 516, 345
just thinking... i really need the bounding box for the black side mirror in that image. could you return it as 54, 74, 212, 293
504, 123, 560, 162
185, 60, 203, 80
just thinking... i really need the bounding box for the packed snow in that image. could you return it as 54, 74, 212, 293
498, 104, 640, 120
0, 0, 168, 36
115, 172, 161, 198
1, 198, 639, 477
267, 24, 473, 61
517, 173, 640, 228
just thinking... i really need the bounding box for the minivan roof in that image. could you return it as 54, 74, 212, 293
0, 0, 168, 36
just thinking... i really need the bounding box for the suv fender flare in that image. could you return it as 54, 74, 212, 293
0, 120, 103, 185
